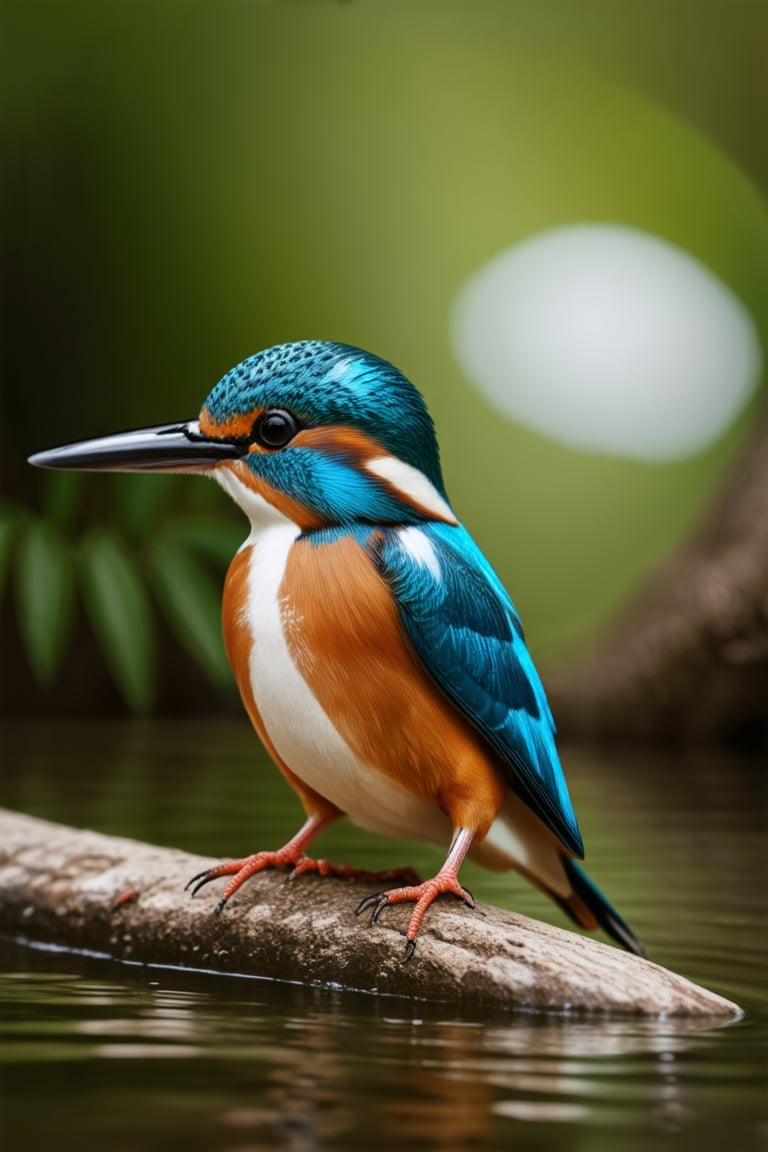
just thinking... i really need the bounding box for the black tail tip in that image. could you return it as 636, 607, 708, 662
562, 858, 646, 958
602, 908, 647, 959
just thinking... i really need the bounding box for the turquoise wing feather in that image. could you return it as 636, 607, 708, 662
369, 522, 584, 858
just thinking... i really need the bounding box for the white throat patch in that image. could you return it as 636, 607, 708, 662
214, 465, 297, 545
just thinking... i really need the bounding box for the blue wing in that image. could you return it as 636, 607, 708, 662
369, 522, 584, 858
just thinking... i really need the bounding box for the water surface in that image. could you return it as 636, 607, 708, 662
1, 719, 765, 1150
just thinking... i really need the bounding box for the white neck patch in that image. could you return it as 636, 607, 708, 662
365, 455, 456, 523
214, 465, 298, 545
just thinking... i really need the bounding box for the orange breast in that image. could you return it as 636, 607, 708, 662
279, 534, 507, 838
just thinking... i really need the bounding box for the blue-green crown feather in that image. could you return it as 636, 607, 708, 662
204, 341, 446, 496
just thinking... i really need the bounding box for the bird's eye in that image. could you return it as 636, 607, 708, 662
253, 409, 299, 449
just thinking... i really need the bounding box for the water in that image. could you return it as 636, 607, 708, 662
1, 719, 766, 1150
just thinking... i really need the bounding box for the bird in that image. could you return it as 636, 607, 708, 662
29, 340, 644, 960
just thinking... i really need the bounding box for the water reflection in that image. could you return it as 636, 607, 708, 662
2, 940, 762, 1152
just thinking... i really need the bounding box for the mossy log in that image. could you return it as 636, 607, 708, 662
0, 807, 740, 1020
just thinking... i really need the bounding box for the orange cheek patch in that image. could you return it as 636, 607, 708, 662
291, 425, 385, 463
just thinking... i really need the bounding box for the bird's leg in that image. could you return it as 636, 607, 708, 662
186, 813, 421, 912
356, 826, 476, 959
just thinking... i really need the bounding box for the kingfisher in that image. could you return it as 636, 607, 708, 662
30, 341, 644, 959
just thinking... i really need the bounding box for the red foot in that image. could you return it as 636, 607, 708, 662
187, 848, 304, 911
187, 852, 421, 913
356, 872, 475, 959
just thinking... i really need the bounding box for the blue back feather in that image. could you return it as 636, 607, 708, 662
369, 522, 584, 858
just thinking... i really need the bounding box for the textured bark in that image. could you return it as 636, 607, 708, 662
0, 807, 739, 1020
549, 416, 768, 742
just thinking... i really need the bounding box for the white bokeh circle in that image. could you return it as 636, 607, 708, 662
452, 224, 763, 461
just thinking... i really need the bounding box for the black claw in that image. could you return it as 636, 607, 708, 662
189, 872, 221, 898
214, 897, 228, 916
404, 939, 416, 962
185, 868, 212, 893
186, 867, 225, 896
355, 892, 383, 917
370, 899, 389, 925
462, 887, 476, 909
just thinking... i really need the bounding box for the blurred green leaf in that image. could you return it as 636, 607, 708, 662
163, 516, 244, 566
147, 540, 231, 688
14, 519, 75, 684
80, 530, 156, 711
110, 474, 174, 538
41, 472, 84, 531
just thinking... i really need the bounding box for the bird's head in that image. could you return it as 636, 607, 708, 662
29, 341, 456, 531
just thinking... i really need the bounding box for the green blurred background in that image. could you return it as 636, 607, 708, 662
2, 0, 768, 715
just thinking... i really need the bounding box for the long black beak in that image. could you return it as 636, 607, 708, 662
28, 420, 245, 473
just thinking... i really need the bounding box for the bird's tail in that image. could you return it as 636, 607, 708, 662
556, 857, 646, 958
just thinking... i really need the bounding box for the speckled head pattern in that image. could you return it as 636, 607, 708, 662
201, 341, 446, 495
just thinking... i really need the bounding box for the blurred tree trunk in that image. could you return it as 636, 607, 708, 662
549, 414, 768, 744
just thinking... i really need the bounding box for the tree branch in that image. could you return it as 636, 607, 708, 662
549, 415, 768, 742
0, 808, 739, 1020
